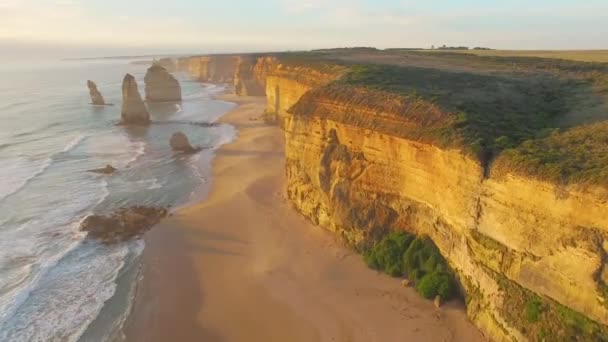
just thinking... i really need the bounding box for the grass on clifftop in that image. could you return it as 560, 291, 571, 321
281, 51, 608, 187
343, 64, 581, 152
363, 231, 456, 301
494, 121, 608, 187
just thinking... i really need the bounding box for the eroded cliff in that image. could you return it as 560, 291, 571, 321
268, 53, 608, 341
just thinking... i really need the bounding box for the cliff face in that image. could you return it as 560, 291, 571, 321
273, 72, 608, 340
144, 64, 182, 102
263, 59, 344, 125
121, 74, 150, 125
234, 56, 266, 96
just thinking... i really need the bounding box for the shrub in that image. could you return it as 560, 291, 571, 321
364, 231, 414, 277
416, 271, 454, 300
363, 231, 457, 301
525, 299, 543, 323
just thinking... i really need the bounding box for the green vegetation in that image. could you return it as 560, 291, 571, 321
495, 121, 608, 186
496, 272, 608, 341
363, 231, 456, 301
338, 63, 583, 164
281, 49, 608, 187
525, 298, 544, 323
424, 48, 608, 64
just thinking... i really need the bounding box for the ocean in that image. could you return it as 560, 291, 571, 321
0, 58, 236, 341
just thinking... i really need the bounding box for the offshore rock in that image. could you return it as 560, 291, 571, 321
121, 74, 150, 125
170, 132, 199, 153
87, 80, 105, 105
87, 164, 116, 174
144, 64, 182, 102
80, 206, 168, 243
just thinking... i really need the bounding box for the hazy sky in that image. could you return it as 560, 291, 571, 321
1, 0, 607, 58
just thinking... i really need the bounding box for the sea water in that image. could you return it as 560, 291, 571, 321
0, 58, 236, 341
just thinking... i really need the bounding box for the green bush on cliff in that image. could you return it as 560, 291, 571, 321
525, 298, 544, 323
416, 271, 454, 300
363, 231, 456, 301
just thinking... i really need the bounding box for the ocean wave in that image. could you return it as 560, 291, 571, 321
0, 178, 108, 328
0, 134, 86, 202
0, 242, 133, 342
0, 156, 52, 202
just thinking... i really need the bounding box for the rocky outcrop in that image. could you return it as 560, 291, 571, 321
121, 74, 150, 125
183, 55, 239, 83
263, 59, 344, 125
87, 164, 116, 174
87, 80, 105, 105
170, 132, 199, 153
234, 56, 266, 96
271, 66, 608, 341
80, 206, 168, 243
144, 64, 182, 102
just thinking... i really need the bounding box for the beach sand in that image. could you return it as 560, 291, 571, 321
124, 95, 487, 342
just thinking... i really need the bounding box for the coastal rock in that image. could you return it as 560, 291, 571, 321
87, 80, 105, 105
121, 74, 150, 125
87, 164, 116, 174
144, 64, 182, 102
170, 132, 199, 153
274, 58, 608, 341
80, 206, 168, 243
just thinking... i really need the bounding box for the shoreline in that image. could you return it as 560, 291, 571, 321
123, 94, 487, 341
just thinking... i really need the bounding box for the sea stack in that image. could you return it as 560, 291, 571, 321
170, 132, 199, 153
144, 63, 182, 102
121, 74, 150, 125
87, 80, 105, 105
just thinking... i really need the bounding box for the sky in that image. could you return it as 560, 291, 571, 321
0, 0, 607, 58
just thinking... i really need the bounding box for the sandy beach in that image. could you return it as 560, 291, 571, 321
124, 94, 487, 342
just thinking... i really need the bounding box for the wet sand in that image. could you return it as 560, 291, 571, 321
124, 95, 487, 342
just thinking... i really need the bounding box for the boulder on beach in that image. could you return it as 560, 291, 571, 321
80, 206, 168, 243
144, 63, 182, 102
170, 132, 199, 153
87, 164, 116, 174
121, 74, 150, 125
87, 80, 106, 105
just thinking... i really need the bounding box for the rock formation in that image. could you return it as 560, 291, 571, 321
234, 56, 266, 96
265, 55, 608, 341
170, 132, 199, 153
144, 64, 182, 102
121, 74, 150, 125
87, 80, 105, 105
87, 164, 116, 174
80, 206, 168, 243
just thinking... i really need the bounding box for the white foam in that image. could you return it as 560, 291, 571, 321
0, 156, 51, 201
0, 242, 132, 342
0, 134, 86, 201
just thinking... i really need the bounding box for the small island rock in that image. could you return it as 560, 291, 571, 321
121, 74, 150, 125
144, 63, 182, 102
170, 132, 199, 153
87, 164, 116, 174
87, 80, 106, 105
80, 206, 168, 243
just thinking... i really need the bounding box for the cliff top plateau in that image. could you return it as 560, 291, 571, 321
264, 48, 608, 188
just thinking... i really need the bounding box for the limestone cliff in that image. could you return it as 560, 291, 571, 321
87, 80, 105, 105
121, 74, 150, 125
262, 58, 344, 125
144, 64, 182, 102
271, 64, 608, 341
234, 56, 266, 96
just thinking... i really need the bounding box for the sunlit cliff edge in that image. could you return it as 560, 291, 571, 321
166, 49, 608, 341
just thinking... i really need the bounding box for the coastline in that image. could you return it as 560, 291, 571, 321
124, 94, 487, 341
